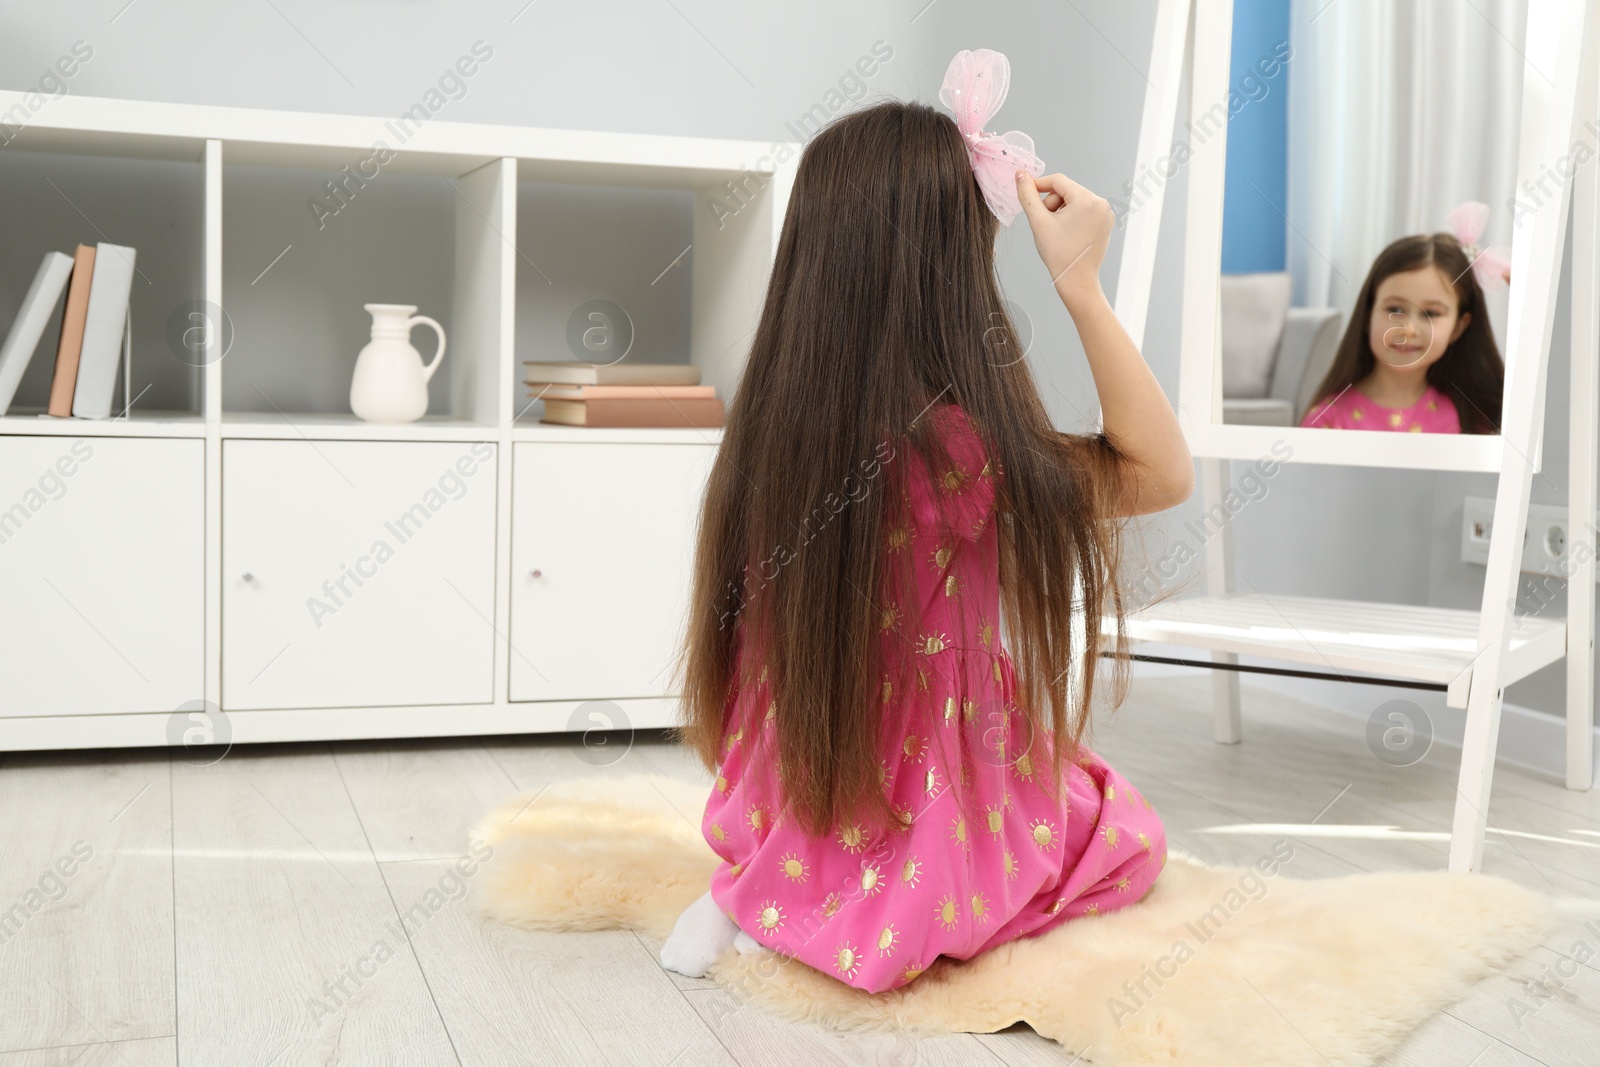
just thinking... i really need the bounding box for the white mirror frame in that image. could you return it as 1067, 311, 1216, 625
1123, 0, 1589, 473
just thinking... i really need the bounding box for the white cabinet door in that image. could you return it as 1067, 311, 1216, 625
0, 437, 203, 717
510, 442, 715, 702
223, 440, 497, 710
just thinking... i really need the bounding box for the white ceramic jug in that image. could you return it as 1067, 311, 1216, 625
349, 303, 447, 423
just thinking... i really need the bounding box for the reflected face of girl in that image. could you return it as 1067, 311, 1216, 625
1366, 266, 1471, 373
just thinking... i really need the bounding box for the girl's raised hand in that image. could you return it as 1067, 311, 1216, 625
1015, 171, 1114, 308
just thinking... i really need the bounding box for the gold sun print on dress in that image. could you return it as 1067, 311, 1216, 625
821, 892, 844, 919
931, 544, 953, 569
879, 602, 902, 633
943, 695, 958, 726
887, 524, 912, 552
837, 822, 867, 853
1002, 850, 1019, 879
1101, 824, 1120, 851
902, 734, 925, 762
935, 893, 961, 931
901, 856, 923, 888
747, 804, 770, 833
833, 942, 862, 978
858, 862, 885, 896
985, 805, 1005, 838
877, 924, 900, 958
950, 816, 970, 849
924, 766, 940, 797
917, 631, 950, 655
757, 900, 785, 935
780, 852, 809, 882
1030, 817, 1059, 851
902, 961, 925, 982
971, 892, 991, 925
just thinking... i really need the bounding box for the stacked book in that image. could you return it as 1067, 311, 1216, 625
0, 243, 138, 419
525, 361, 723, 428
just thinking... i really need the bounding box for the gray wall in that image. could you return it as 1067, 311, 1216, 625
3, 1, 1585, 721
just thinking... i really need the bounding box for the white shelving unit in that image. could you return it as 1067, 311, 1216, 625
0, 90, 796, 750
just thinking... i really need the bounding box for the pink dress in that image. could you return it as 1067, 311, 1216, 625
1300, 384, 1460, 432
700, 403, 1169, 993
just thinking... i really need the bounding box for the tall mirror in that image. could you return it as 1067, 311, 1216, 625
1218, 0, 1525, 437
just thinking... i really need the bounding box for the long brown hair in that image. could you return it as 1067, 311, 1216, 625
1308, 233, 1504, 432
673, 100, 1133, 837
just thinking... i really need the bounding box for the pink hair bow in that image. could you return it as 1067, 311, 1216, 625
1447, 201, 1511, 290
939, 48, 1044, 226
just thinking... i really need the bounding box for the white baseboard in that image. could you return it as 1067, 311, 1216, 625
1125, 643, 1599, 788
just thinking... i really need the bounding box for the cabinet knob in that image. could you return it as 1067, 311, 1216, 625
529, 568, 543, 579
242, 573, 255, 583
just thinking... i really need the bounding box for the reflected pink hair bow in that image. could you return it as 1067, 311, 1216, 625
939, 48, 1045, 226
1447, 201, 1511, 290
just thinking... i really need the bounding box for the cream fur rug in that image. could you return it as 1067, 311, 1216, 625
470, 775, 1558, 1067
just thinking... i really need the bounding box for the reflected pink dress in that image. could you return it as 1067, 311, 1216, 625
700, 403, 1169, 993
1300, 384, 1461, 432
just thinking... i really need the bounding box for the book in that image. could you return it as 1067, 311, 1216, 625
522, 360, 701, 386
527, 383, 716, 400
0, 251, 75, 416
540, 396, 724, 428
47, 243, 97, 417
72, 242, 137, 419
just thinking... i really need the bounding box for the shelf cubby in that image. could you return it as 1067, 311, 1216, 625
512, 177, 695, 423
512, 148, 787, 427
0, 138, 207, 425
218, 154, 470, 425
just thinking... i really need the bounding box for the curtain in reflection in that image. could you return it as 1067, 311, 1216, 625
1285, 0, 1526, 342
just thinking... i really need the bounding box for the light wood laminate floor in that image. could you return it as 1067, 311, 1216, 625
0, 675, 1596, 1065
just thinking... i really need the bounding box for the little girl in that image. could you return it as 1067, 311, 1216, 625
661, 51, 1192, 994
1300, 227, 1505, 433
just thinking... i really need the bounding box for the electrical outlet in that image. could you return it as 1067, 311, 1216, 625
1461, 496, 1594, 577
1461, 496, 1497, 566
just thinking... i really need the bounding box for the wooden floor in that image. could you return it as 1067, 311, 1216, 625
0, 675, 1596, 1066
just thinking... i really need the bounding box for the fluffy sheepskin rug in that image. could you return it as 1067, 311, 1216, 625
470, 775, 1558, 1067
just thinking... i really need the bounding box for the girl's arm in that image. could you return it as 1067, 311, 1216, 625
1015, 171, 1194, 517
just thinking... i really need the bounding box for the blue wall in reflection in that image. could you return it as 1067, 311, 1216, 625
1221, 0, 1291, 274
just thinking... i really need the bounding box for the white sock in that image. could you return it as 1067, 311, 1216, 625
659, 889, 738, 978
733, 930, 761, 955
